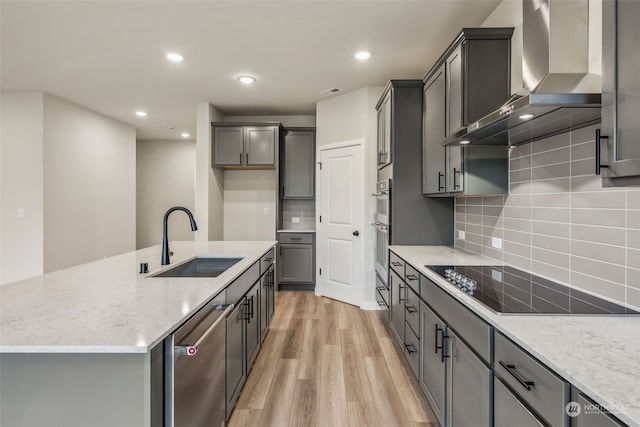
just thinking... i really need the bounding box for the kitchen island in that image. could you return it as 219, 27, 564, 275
391, 245, 640, 427
0, 241, 275, 427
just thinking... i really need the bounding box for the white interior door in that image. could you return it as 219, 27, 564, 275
317, 141, 364, 306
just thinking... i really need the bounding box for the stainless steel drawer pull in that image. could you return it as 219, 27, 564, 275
499, 360, 535, 391
406, 274, 418, 281
390, 261, 402, 267
405, 305, 417, 313
264, 257, 273, 263
290, 237, 302, 241
376, 286, 386, 291
175, 304, 235, 357
404, 344, 417, 354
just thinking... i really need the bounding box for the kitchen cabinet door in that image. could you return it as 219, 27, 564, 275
377, 92, 392, 168
600, 0, 640, 186
446, 146, 464, 193
571, 390, 625, 427
495, 377, 545, 427
446, 43, 463, 136
246, 283, 261, 370
389, 269, 405, 346
420, 301, 447, 426
422, 65, 447, 195
282, 129, 315, 198
260, 265, 275, 341
225, 300, 246, 419
214, 126, 244, 166
245, 126, 275, 166
448, 328, 492, 427
278, 243, 313, 284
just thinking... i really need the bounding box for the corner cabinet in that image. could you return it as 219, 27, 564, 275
212, 123, 285, 168
422, 28, 513, 196
599, 0, 640, 186
281, 128, 315, 198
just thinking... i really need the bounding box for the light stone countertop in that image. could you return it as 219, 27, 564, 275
277, 229, 316, 233
0, 241, 275, 354
390, 245, 640, 427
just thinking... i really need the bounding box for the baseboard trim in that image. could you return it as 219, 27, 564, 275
360, 301, 381, 310
278, 283, 315, 292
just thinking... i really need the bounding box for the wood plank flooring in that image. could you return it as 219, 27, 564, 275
228, 291, 437, 427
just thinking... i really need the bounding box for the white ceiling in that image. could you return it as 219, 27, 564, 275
1, 0, 501, 140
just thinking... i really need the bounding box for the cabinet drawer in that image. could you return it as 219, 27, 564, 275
389, 251, 405, 275
405, 286, 419, 337
404, 322, 420, 378
423, 275, 492, 363
494, 377, 545, 427
279, 233, 313, 244
260, 248, 275, 275
405, 264, 420, 293
495, 332, 568, 427
226, 261, 260, 304
376, 274, 389, 306
573, 390, 625, 427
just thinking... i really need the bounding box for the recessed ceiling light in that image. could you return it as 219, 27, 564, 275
460, 140, 471, 145
519, 113, 535, 120
181, 132, 190, 138
136, 111, 147, 117
355, 51, 371, 60
166, 53, 184, 62
237, 75, 256, 84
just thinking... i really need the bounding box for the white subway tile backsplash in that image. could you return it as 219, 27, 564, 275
454, 124, 640, 309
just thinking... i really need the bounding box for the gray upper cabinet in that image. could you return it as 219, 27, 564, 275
212, 123, 280, 167
281, 128, 315, 198
377, 92, 392, 168
422, 28, 513, 196
600, 0, 640, 186
422, 65, 447, 194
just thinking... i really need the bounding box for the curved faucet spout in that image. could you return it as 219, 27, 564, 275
161, 206, 198, 265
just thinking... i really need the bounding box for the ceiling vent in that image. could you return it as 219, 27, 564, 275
320, 87, 342, 96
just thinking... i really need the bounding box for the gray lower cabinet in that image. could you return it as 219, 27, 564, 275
389, 269, 405, 346
225, 298, 246, 419
278, 233, 314, 286
245, 283, 260, 369
448, 328, 492, 427
495, 377, 545, 427
420, 301, 447, 426
571, 389, 625, 427
260, 265, 275, 340
600, 0, 640, 186
281, 128, 315, 198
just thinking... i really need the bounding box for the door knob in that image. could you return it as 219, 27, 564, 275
353, 231, 360, 236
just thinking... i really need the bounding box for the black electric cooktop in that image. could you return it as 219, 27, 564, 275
427, 265, 639, 315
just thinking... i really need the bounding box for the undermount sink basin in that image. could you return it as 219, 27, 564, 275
150, 257, 244, 278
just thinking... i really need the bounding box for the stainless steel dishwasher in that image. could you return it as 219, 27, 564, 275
165, 298, 234, 427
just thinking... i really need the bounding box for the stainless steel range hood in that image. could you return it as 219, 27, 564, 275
444, 0, 601, 146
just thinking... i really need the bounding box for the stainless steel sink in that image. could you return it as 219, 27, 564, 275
149, 257, 243, 278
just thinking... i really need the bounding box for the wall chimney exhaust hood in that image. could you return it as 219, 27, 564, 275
443, 0, 601, 147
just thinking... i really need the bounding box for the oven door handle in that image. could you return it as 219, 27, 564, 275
174, 303, 235, 357
371, 191, 389, 197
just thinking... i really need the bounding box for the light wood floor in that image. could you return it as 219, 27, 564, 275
228, 291, 438, 427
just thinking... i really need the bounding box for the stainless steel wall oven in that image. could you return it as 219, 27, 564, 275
372, 179, 391, 284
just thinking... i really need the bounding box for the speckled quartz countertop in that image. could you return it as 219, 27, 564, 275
0, 241, 275, 354
390, 245, 640, 427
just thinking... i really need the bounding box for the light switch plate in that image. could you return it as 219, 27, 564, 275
292, 217, 300, 223
263, 207, 269, 216
458, 230, 465, 240
491, 237, 503, 249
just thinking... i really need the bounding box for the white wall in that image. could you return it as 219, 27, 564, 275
315, 87, 383, 308
136, 139, 196, 249
0, 93, 45, 284
223, 170, 276, 241
43, 94, 136, 272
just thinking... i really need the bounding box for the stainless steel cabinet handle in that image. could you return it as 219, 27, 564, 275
438, 172, 444, 191
453, 167, 461, 189
174, 303, 235, 357
499, 360, 535, 391
406, 274, 418, 281
405, 305, 417, 314
398, 284, 406, 302
390, 261, 402, 267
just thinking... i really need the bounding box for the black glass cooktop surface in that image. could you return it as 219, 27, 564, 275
426, 265, 639, 315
